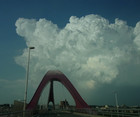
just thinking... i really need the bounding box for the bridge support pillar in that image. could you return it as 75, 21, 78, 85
47, 81, 55, 109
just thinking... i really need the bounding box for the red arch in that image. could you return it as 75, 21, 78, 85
27, 70, 89, 110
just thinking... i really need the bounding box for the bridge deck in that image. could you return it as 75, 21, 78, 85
37, 110, 105, 117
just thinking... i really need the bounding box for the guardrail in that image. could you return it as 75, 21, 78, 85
96, 108, 140, 117
0, 111, 23, 117
64, 107, 140, 117
1, 108, 140, 117
0, 110, 37, 117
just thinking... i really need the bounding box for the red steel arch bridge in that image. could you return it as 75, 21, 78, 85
27, 70, 89, 111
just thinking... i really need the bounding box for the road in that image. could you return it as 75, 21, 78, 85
36, 110, 105, 117
37, 111, 91, 117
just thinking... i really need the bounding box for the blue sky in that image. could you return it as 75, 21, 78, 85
0, 0, 140, 106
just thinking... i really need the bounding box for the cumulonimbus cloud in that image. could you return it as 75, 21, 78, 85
15, 14, 140, 90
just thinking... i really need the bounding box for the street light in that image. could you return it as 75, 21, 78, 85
114, 91, 119, 117
114, 92, 119, 108
23, 47, 35, 114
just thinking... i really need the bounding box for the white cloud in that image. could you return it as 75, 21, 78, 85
81, 56, 119, 83
15, 14, 140, 92
134, 22, 140, 50
86, 80, 96, 89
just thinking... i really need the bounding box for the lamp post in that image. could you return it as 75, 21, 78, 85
114, 92, 119, 108
114, 91, 119, 117
23, 47, 35, 115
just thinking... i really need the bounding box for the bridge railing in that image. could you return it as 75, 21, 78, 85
95, 108, 140, 117
0, 110, 38, 117
2, 107, 140, 117
59, 107, 140, 117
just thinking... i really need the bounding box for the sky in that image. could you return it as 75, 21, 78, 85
0, 0, 140, 106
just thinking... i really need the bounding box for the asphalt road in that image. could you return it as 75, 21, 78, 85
37, 111, 90, 117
